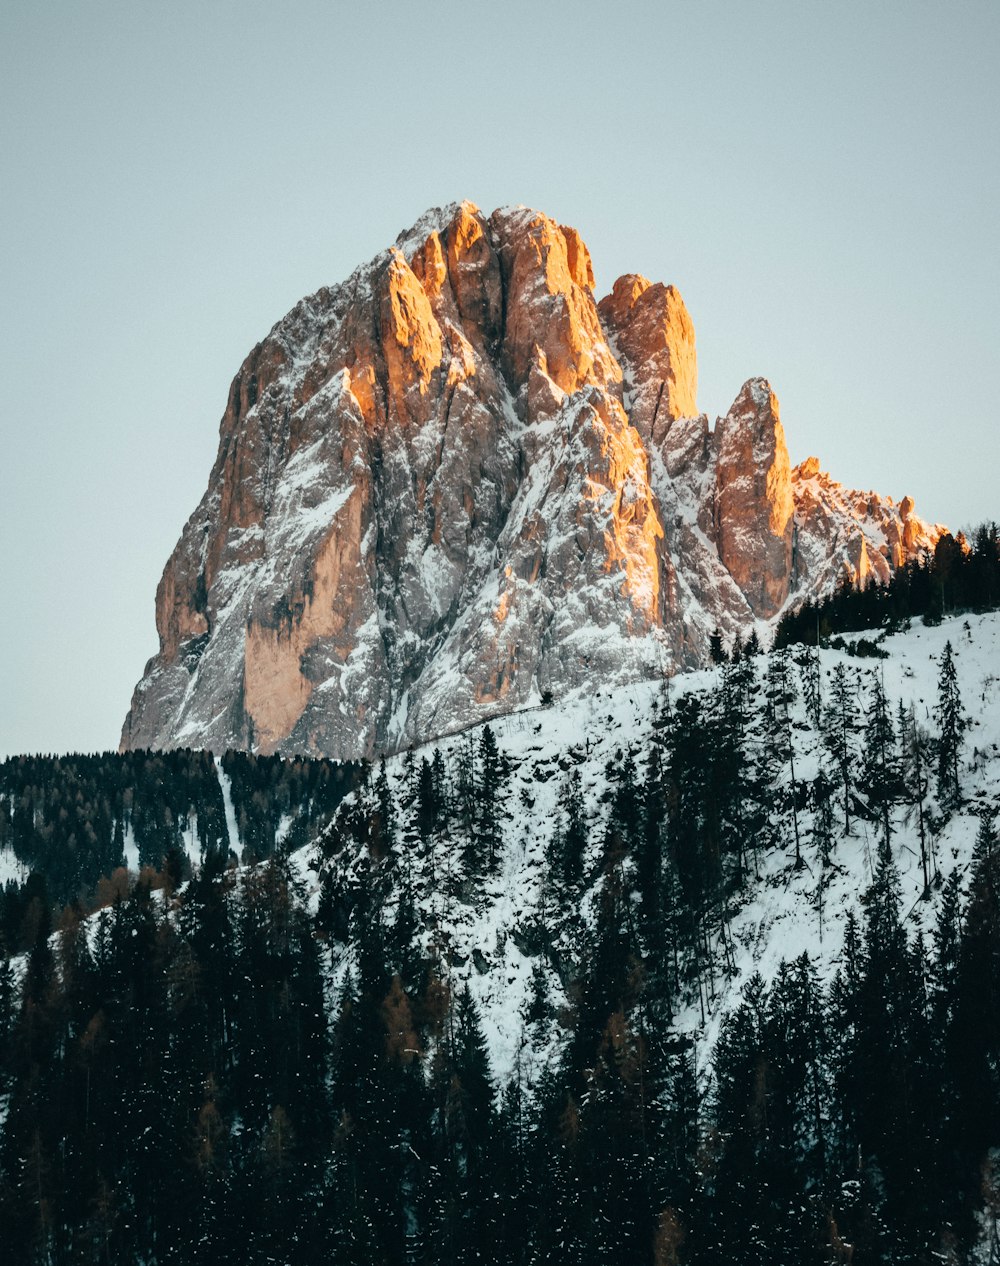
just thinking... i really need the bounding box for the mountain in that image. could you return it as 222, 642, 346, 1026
121, 201, 940, 760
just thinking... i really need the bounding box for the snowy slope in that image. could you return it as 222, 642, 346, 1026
297, 610, 1000, 1092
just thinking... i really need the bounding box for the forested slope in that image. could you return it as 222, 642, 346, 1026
2, 614, 1000, 1263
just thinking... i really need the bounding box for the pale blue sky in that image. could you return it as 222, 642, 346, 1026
1, 0, 997, 757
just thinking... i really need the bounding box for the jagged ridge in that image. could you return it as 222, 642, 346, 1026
121, 202, 940, 760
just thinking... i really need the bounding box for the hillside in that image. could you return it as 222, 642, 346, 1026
310, 610, 1000, 1080
3, 612, 1000, 1261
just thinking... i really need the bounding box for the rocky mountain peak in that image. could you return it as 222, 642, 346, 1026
121, 203, 942, 760
714, 378, 794, 618
598, 273, 698, 441
791, 456, 942, 590
489, 206, 620, 419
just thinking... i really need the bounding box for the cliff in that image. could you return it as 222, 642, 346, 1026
122, 201, 939, 758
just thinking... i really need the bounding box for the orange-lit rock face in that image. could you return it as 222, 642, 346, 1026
791, 458, 942, 593
490, 207, 620, 417
714, 379, 794, 619
445, 205, 503, 349
242, 484, 363, 753
411, 202, 504, 356
559, 224, 595, 290
578, 392, 664, 625
379, 250, 444, 429
598, 274, 698, 442
122, 201, 944, 761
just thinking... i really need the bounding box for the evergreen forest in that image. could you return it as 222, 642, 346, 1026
1, 616, 999, 1263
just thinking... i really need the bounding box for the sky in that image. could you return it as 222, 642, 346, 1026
1, 0, 997, 759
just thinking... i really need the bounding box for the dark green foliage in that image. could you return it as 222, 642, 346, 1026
775, 524, 1000, 649
0, 748, 362, 909
861, 674, 899, 849
3, 646, 1000, 1264
935, 640, 966, 810
477, 724, 505, 871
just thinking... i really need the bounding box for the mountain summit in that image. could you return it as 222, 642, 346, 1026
121, 202, 939, 759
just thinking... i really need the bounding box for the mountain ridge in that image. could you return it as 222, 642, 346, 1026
121, 201, 941, 760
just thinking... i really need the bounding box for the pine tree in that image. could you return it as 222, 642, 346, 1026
800, 646, 822, 728
662, 692, 720, 981
550, 769, 588, 905
901, 705, 933, 897
477, 725, 504, 871
713, 659, 755, 881
637, 743, 666, 936
454, 736, 477, 840
862, 672, 898, 850
371, 758, 396, 860
932, 868, 963, 1034
416, 756, 439, 840
766, 652, 803, 868
934, 640, 965, 810
825, 662, 857, 833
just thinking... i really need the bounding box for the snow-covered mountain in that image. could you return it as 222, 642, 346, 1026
121, 202, 941, 761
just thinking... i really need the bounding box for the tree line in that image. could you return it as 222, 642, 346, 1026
775, 524, 1000, 649
0, 749, 362, 917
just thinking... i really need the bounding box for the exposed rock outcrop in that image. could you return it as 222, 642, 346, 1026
598, 274, 698, 442
122, 201, 940, 760
791, 456, 944, 595
714, 378, 794, 619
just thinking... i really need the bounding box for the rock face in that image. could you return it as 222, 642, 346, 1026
122, 201, 941, 760
714, 379, 794, 619
598, 274, 698, 442
791, 457, 943, 595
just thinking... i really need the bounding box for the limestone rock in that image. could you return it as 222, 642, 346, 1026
122, 203, 942, 760
714, 378, 794, 619
490, 207, 620, 419
598, 274, 698, 442
792, 457, 941, 594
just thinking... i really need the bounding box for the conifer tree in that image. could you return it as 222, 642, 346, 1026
766, 652, 803, 867
478, 725, 504, 870
862, 672, 898, 849
825, 662, 857, 833
371, 757, 396, 860
712, 660, 755, 880
416, 756, 439, 841
549, 769, 587, 910
800, 646, 822, 727
901, 704, 933, 896
637, 743, 666, 934
935, 640, 965, 810
932, 868, 963, 1037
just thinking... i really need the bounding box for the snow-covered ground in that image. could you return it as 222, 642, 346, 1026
18, 611, 996, 1104
0, 844, 27, 889
302, 610, 1000, 1091
214, 754, 243, 864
